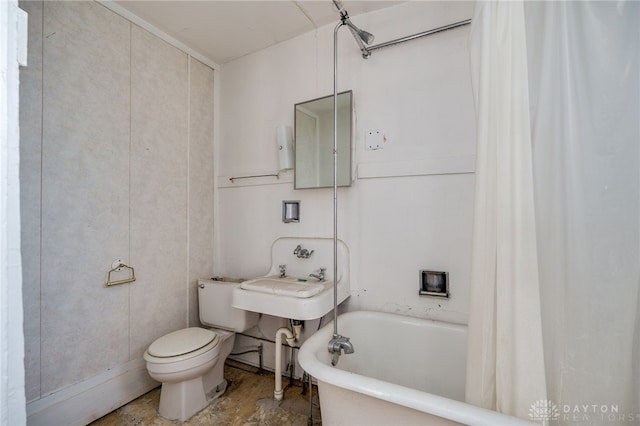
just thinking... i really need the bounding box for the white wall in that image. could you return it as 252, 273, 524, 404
1, 0, 27, 424
218, 1, 476, 372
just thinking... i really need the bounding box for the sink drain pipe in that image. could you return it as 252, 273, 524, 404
274, 324, 301, 401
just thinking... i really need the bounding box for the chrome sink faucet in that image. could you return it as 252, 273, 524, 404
293, 244, 314, 259
309, 268, 326, 282
279, 264, 286, 278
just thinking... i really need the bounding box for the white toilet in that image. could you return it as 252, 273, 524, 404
143, 279, 259, 421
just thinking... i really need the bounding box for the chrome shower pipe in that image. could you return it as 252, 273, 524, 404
332, 20, 342, 340
361, 19, 472, 58
327, 21, 349, 366
327, 11, 370, 366
328, 11, 374, 334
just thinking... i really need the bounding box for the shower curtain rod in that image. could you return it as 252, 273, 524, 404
362, 19, 471, 57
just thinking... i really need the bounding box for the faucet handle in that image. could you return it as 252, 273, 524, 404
309, 267, 326, 281
278, 264, 286, 278
328, 334, 355, 366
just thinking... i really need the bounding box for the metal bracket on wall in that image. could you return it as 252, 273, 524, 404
229, 173, 279, 183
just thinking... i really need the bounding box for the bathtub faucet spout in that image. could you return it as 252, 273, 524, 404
328, 335, 354, 366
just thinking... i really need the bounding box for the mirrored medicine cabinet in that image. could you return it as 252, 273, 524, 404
294, 91, 352, 189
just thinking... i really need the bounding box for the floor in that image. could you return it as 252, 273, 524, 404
91, 360, 322, 425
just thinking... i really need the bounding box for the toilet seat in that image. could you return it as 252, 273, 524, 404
145, 327, 220, 364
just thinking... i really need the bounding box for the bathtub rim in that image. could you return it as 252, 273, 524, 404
298, 310, 534, 426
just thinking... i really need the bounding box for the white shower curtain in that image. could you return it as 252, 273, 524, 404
527, 1, 640, 423
467, 0, 640, 423
465, 1, 547, 419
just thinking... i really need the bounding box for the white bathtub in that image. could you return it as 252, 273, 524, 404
298, 311, 533, 425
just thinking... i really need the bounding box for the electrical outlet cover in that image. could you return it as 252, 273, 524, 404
365, 130, 384, 150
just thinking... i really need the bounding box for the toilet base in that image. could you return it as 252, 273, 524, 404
158, 377, 228, 421
158, 375, 207, 421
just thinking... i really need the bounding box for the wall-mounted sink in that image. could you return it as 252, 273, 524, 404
240, 276, 329, 298
232, 237, 350, 320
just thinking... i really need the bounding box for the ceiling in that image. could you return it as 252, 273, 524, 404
111, 1, 403, 65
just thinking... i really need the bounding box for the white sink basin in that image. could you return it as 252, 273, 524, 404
232, 237, 351, 320
233, 277, 349, 320
240, 276, 328, 298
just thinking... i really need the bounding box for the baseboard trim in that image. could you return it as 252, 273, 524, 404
27, 358, 158, 426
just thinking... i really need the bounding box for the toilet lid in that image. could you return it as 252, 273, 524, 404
147, 327, 219, 358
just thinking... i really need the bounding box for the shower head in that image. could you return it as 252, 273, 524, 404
331, 0, 375, 57
344, 21, 375, 45
343, 18, 375, 58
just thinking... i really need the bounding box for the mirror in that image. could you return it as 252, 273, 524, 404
294, 91, 352, 189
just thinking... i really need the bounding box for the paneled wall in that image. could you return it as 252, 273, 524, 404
129, 25, 189, 359
40, 1, 131, 395
19, 0, 215, 417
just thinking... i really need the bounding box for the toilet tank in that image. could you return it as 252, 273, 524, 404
198, 279, 259, 331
